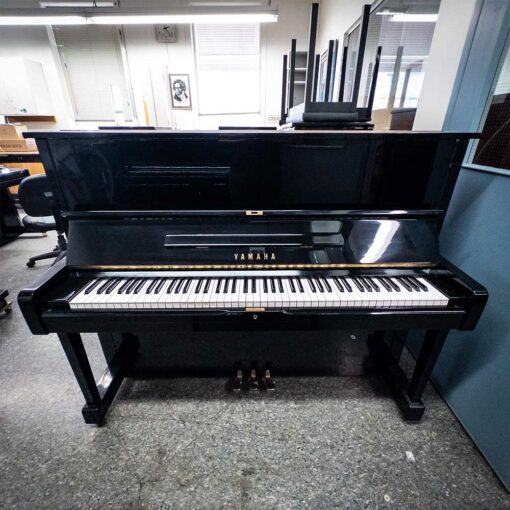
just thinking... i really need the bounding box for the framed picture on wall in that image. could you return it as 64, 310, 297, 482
169, 74, 192, 109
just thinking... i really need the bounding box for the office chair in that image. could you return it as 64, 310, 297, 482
17, 174, 67, 268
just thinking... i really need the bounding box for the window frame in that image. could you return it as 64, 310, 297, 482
191, 23, 262, 117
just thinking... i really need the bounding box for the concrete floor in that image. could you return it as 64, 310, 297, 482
1, 233, 509, 510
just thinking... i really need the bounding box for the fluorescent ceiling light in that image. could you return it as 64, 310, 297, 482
40, 1, 116, 6
0, 15, 88, 25
0, 12, 278, 25
92, 13, 278, 24
390, 13, 438, 22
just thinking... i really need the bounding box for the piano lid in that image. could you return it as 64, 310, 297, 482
27, 130, 477, 217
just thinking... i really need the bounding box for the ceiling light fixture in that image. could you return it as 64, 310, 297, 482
390, 13, 438, 22
0, 12, 278, 25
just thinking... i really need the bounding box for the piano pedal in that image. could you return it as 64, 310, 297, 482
232, 368, 244, 392
262, 369, 276, 391
248, 368, 259, 392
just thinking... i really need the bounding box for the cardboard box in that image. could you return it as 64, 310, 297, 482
0, 138, 37, 152
0, 124, 27, 139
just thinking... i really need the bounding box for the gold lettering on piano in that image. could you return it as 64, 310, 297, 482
233, 252, 276, 262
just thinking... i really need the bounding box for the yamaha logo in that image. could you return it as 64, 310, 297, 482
234, 252, 276, 261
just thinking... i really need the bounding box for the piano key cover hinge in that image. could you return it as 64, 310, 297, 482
246, 210, 264, 216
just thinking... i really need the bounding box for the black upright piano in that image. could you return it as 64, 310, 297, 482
18, 130, 488, 425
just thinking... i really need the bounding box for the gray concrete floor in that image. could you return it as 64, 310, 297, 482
1, 234, 509, 510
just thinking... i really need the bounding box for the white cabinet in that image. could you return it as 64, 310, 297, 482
0, 58, 53, 115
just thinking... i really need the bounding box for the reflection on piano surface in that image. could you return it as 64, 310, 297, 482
18, 130, 487, 425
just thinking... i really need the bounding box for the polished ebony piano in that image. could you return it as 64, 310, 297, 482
18, 130, 487, 425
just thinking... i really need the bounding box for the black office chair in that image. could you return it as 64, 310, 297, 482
17, 174, 67, 268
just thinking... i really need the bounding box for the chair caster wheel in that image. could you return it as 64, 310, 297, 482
27, 260, 35, 268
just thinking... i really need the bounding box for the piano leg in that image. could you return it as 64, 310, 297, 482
369, 329, 448, 422
58, 333, 138, 425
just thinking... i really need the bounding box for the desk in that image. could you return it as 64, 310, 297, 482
0, 167, 29, 246
0, 152, 44, 193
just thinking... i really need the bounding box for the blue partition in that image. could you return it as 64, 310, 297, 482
431, 0, 510, 490
436, 167, 510, 490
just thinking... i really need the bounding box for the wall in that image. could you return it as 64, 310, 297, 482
0, 0, 311, 130
413, 0, 478, 130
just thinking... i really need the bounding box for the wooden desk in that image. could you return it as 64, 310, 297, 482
0, 152, 44, 193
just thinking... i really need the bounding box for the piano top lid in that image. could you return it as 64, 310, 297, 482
26, 129, 478, 218
24, 129, 480, 140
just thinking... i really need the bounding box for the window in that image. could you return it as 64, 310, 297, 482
343, 0, 440, 118
194, 23, 260, 115
472, 40, 510, 170
54, 25, 132, 122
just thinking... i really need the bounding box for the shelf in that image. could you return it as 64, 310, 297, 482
3, 115, 56, 123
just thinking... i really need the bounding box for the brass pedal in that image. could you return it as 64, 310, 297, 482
249, 368, 259, 392
233, 369, 244, 392
263, 369, 276, 391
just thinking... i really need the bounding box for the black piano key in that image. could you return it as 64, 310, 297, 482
277, 278, 284, 293
322, 278, 332, 292
397, 277, 413, 291
215, 279, 223, 294
368, 278, 380, 292
146, 279, 159, 293
126, 279, 141, 294
307, 278, 316, 293
133, 279, 146, 294
118, 279, 133, 294
174, 279, 186, 294
385, 277, 400, 292
361, 278, 373, 292
243, 279, 248, 294
333, 277, 344, 292
223, 278, 230, 293
105, 279, 121, 294
342, 278, 352, 292
411, 276, 428, 292
270, 279, 276, 293
378, 278, 392, 292
263, 278, 268, 293
195, 278, 204, 294
314, 278, 324, 292
289, 278, 296, 293
203, 279, 211, 293
352, 278, 365, 292
183, 279, 192, 293
404, 276, 421, 291
232, 278, 237, 293
97, 278, 113, 295
155, 278, 167, 294
296, 278, 304, 293
252, 278, 257, 293
84, 279, 102, 295
165, 279, 177, 294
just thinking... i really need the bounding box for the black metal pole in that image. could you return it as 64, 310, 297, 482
304, 2, 319, 105
338, 45, 348, 101
366, 45, 382, 118
324, 39, 334, 102
288, 39, 297, 109
350, 4, 371, 111
312, 53, 320, 102
280, 54, 288, 124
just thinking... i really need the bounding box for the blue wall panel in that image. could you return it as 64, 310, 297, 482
436, 167, 510, 489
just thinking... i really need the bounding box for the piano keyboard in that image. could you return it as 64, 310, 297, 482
69, 275, 449, 310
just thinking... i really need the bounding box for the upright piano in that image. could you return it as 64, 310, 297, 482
18, 130, 488, 425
